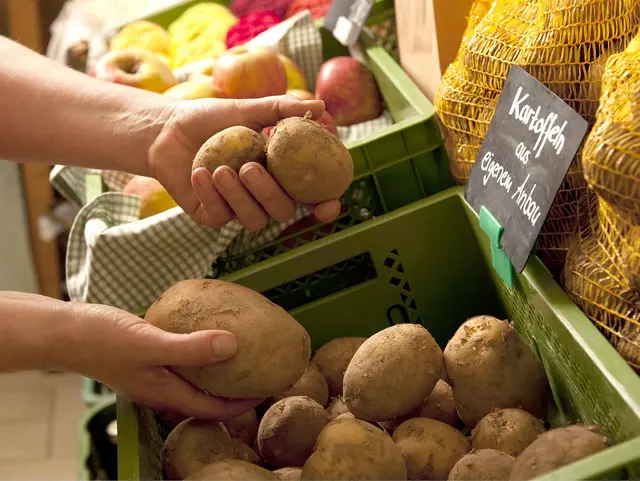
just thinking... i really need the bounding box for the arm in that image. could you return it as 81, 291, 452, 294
0, 36, 172, 175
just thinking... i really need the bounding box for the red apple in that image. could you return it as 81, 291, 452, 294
315, 57, 382, 126
213, 45, 287, 99
93, 48, 177, 93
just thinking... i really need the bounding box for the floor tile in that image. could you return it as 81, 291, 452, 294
0, 420, 50, 462
51, 384, 86, 458
0, 387, 53, 423
0, 456, 77, 480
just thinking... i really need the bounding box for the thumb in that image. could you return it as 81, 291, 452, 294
139, 326, 238, 366
220, 95, 326, 131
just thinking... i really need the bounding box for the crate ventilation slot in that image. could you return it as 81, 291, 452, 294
384, 249, 423, 326
261, 252, 377, 311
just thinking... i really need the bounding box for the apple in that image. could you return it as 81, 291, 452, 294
315, 56, 382, 126
123, 176, 178, 219
286, 88, 315, 101
188, 62, 216, 84
163, 81, 222, 100
213, 45, 287, 99
278, 54, 308, 91
93, 48, 177, 93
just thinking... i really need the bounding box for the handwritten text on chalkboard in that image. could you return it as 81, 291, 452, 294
465, 66, 589, 273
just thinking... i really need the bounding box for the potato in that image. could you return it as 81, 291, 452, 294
301, 417, 407, 480
326, 397, 350, 420
509, 425, 609, 480
380, 379, 459, 434
444, 316, 548, 427
274, 467, 303, 481
186, 460, 279, 481
448, 449, 515, 480
162, 418, 261, 480
193, 125, 266, 173
223, 409, 260, 447
393, 418, 471, 480
144, 278, 311, 398
343, 324, 443, 421
312, 337, 367, 396
269, 363, 329, 408
471, 408, 545, 457
266, 111, 354, 204
258, 396, 330, 469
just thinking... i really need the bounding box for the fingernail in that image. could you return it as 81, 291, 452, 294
193, 168, 211, 188
212, 332, 237, 360
242, 166, 263, 186
215, 168, 235, 189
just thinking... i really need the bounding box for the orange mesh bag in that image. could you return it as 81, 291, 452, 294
563, 193, 640, 373
435, 0, 640, 274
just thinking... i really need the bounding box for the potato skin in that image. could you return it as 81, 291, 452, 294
444, 316, 548, 427
448, 449, 515, 480
312, 337, 366, 397
223, 409, 260, 447
393, 418, 471, 480
269, 363, 329, 408
509, 425, 609, 480
193, 125, 266, 173
274, 467, 303, 481
185, 460, 279, 481
301, 417, 407, 480
266, 115, 353, 204
144, 278, 311, 398
343, 324, 443, 421
326, 397, 350, 420
162, 418, 260, 480
471, 408, 545, 457
258, 396, 330, 469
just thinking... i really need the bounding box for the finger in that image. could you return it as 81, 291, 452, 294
212, 166, 269, 232
135, 325, 239, 366
239, 163, 296, 223
191, 168, 235, 228
134, 367, 262, 421
309, 200, 342, 223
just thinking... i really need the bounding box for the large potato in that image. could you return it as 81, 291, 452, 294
343, 324, 443, 421
509, 425, 609, 480
258, 396, 330, 469
274, 467, 303, 481
144, 279, 311, 398
186, 460, 279, 481
471, 408, 545, 457
393, 418, 470, 480
301, 417, 407, 480
269, 363, 329, 408
312, 337, 366, 396
444, 316, 548, 427
448, 449, 515, 480
162, 418, 261, 480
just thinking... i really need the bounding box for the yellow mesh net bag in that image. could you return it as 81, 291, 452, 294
563, 32, 640, 373
435, 0, 640, 274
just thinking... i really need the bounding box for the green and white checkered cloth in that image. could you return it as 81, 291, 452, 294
51, 11, 393, 312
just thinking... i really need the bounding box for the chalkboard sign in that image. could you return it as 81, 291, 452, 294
323, 0, 375, 46
465, 66, 589, 274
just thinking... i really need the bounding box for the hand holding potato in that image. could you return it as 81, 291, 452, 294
148, 95, 342, 232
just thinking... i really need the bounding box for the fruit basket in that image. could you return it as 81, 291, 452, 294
115, 186, 640, 480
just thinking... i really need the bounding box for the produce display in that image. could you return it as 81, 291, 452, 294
145, 278, 615, 481
434, 0, 640, 274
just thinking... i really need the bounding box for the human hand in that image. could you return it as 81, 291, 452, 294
64, 302, 261, 420
147, 95, 342, 231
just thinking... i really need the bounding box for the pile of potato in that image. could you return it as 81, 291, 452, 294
146, 279, 611, 480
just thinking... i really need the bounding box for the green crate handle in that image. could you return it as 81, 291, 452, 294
479, 206, 514, 289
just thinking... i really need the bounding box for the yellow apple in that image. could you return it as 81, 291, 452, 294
123, 176, 178, 219
163, 81, 222, 100
93, 48, 177, 93
278, 54, 308, 91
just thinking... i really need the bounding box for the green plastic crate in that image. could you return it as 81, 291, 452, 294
116, 187, 640, 481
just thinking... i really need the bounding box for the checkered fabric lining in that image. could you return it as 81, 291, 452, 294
51, 11, 393, 312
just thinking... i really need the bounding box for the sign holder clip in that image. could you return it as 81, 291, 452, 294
479, 206, 514, 289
